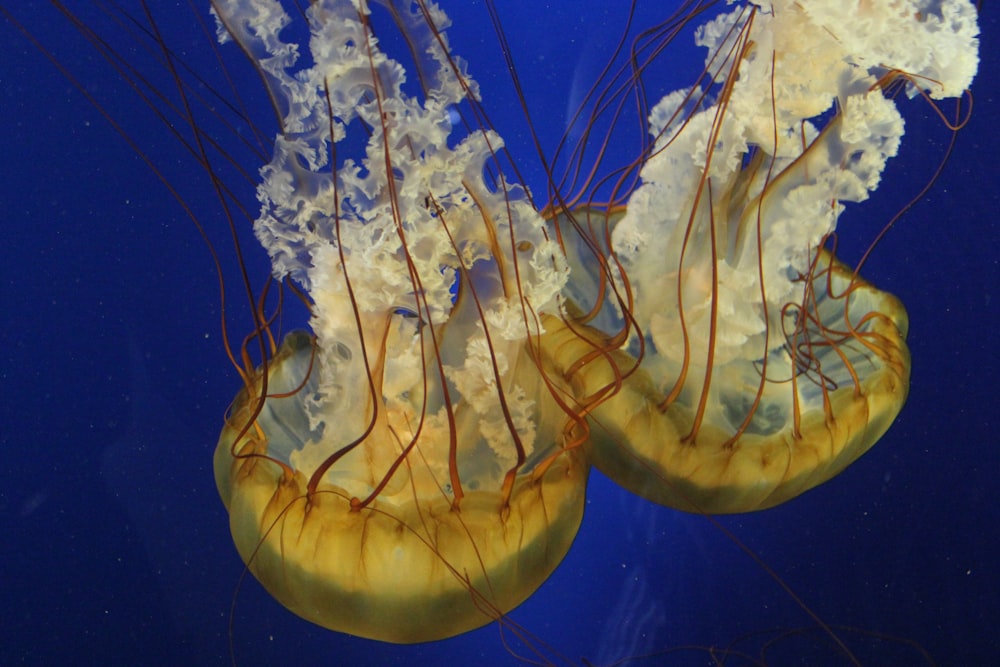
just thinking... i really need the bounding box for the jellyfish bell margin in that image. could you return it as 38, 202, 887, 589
214, 332, 589, 643
555, 211, 911, 513
206, 0, 978, 648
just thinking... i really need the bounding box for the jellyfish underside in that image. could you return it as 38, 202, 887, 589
215, 333, 588, 643
553, 208, 909, 513
207, 0, 976, 646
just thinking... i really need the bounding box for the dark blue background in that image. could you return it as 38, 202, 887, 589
2, 2, 996, 665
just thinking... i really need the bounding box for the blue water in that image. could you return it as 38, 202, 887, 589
1, 2, 996, 665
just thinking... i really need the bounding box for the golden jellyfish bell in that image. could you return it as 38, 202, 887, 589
548, 1, 976, 513
212, 0, 587, 642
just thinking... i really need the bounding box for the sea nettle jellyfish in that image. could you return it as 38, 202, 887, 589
550, 0, 978, 513
211, 0, 587, 643
205, 0, 979, 646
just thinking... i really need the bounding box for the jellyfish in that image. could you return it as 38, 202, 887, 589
205, 0, 981, 647
210, 0, 589, 643
548, 0, 979, 513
